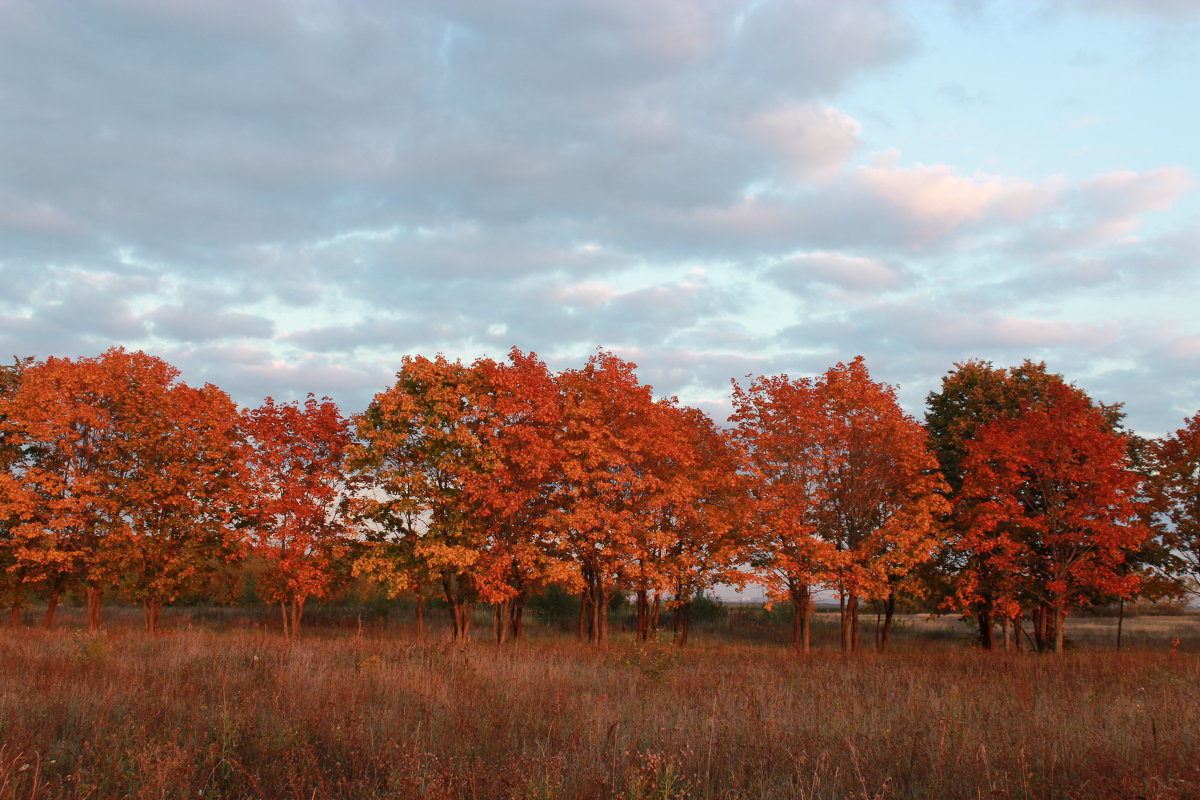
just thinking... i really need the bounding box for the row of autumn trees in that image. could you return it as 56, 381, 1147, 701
1, 348, 1198, 653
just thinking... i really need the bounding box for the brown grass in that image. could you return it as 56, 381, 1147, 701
0, 616, 1198, 799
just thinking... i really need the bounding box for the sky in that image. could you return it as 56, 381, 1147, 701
3, 0, 1200, 435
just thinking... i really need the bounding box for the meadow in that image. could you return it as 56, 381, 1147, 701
0, 607, 1198, 800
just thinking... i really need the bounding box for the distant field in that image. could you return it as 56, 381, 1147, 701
1, 609, 1198, 799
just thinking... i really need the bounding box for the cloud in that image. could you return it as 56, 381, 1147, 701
769, 252, 908, 293
147, 306, 276, 343
746, 104, 863, 184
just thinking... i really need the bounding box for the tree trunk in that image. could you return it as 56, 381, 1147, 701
1032, 605, 1046, 653
43, 586, 60, 629
598, 588, 609, 644
1000, 616, 1011, 652
838, 592, 847, 653
416, 595, 425, 640
790, 584, 813, 653
880, 592, 897, 652
10, 605, 20, 628
143, 599, 162, 634
493, 602, 508, 644
796, 584, 812, 653
85, 584, 102, 632
977, 608, 994, 651
280, 601, 290, 637
849, 594, 859, 653
449, 601, 471, 643
578, 586, 589, 641
679, 599, 691, 646
509, 591, 525, 640
651, 592, 662, 637
1053, 603, 1065, 654
635, 589, 648, 642
1117, 597, 1125, 651
1014, 614, 1025, 652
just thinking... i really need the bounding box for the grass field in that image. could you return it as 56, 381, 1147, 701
0, 608, 1197, 800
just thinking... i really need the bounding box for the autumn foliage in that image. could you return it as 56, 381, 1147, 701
0, 347, 1182, 652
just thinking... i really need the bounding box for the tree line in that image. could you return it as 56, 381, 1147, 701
1, 347, 1197, 653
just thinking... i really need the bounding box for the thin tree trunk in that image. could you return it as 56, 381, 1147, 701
509, 591, 525, 639
416, 595, 425, 640
1014, 614, 1025, 652
635, 589, 647, 641
578, 587, 589, 641
280, 601, 290, 637
1001, 616, 1011, 652
880, 592, 896, 652
1117, 597, 1125, 651
796, 585, 812, 653
651, 592, 662, 637
10, 605, 20, 628
1053, 603, 1065, 654
977, 608, 994, 651
849, 594, 859, 653
839, 592, 849, 653
598, 588, 609, 644
143, 600, 162, 634
85, 584, 102, 632
43, 586, 60, 629
679, 599, 691, 646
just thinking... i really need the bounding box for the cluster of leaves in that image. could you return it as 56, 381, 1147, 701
1, 348, 1195, 653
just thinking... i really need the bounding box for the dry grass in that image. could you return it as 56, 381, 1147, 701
0, 616, 1198, 799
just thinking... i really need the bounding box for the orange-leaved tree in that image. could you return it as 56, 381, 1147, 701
0, 356, 35, 626
925, 359, 1123, 648
648, 403, 749, 645
96, 352, 245, 633
466, 349, 568, 642
1145, 411, 1200, 600
115, 376, 244, 633
241, 395, 355, 636
956, 383, 1147, 653
730, 371, 831, 652
810, 358, 948, 653
0, 349, 239, 631
552, 350, 668, 644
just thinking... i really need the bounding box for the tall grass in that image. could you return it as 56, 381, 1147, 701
0, 619, 1197, 799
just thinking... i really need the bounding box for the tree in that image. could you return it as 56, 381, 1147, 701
808, 358, 947, 653
352, 355, 491, 643
0, 349, 239, 631
0, 356, 34, 626
733, 360, 946, 653
466, 349, 568, 642
1144, 411, 1200, 600
552, 350, 668, 644
241, 395, 355, 637
114, 377, 244, 633
955, 384, 1148, 653
925, 360, 1123, 648
730, 372, 831, 652
650, 404, 749, 645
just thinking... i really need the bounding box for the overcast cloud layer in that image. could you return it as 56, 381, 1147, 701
3, 0, 1200, 434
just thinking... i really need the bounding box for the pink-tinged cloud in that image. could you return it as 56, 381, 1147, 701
747, 103, 862, 184
1075, 168, 1193, 225
851, 163, 1014, 232
0, 194, 82, 238
769, 251, 907, 292
988, 317, 1116, 349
